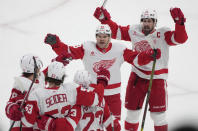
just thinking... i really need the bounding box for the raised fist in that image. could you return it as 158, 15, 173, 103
94, 7, 111, 23
96, 67, 110, 87
170, 7, 186, 25
44, 34, 60, 46
52, 53, 73, 66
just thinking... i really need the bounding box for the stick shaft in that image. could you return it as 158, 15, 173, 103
140, 49, 157, 131
9, 56, 38, 131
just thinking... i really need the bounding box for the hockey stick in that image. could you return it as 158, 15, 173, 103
110, 112, 114, 131
101, 0, 108, 8
9, 56, 38, 131
140, 49, 157, 131
99, 0, 108, 20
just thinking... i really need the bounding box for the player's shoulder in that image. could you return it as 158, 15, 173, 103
129, 24, 141, 31
83, 41, 96, 46
31, 86, 46, 96
157, 26, 171, 33
62, 82, 79, 90
27, 87, 43, 101
111, 42, 127, 51
82, 41, 96, 50
13, 76, 32, 92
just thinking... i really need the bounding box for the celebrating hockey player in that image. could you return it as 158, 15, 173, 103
94, 6, 188, 131
21, 61, 110, 131
43, 24, 161, 129
74, 70, 120, 131
5, 54, 44, 131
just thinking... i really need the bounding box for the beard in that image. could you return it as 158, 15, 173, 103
142, 26, 154, 36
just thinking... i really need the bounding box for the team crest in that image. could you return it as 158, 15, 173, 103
134, 40, 152, 52
93, 58, 116, 72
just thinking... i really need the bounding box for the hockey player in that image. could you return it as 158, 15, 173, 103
74, 70, 120, 131
43, 24, 161, 129
21, 61, 81, 131
5, 54, 44, 131
94, 7, 188, 131
21, 61, 109, 131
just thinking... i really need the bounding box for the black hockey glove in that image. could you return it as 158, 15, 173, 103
44, 34, 58, 45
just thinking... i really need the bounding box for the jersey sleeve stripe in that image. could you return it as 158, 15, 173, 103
105, 83, 121, 89
171, 34, 182, 45
21, 116, 34, 127
103, 116, 112, 128
66, 117, 77, 129
45, 117, 53, 130
91, 93, 99, 106
5, 103, 15, 114
116, 28, 122, 40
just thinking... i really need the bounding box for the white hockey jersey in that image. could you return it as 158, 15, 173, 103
6, 73, 45, 130
22, 82, 104, 130
51, 41, 146, 96
122, 24, 171, 79
75, 99, 113, 131
104, 20, 188, 80
22, 83, 82, 129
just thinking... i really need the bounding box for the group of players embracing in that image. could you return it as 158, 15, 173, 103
6, 5, 187, 131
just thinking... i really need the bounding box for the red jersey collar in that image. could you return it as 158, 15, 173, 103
96, 43, 112, 53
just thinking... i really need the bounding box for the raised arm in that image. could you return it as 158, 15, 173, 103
164, 7, 188, 46
94, 7, 131, 41
44, 34, 85, 59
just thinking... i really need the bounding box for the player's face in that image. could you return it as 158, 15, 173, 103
36, 68, 41, 79
96, 33, 111, 49
141, 18, 156, 36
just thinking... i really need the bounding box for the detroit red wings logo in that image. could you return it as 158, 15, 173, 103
93, 58, 116, 72
134, 40, 152, 52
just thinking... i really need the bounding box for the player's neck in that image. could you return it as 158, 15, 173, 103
27, 75, 34, 81
48, 83, 57, 88
98, 43, 109, 49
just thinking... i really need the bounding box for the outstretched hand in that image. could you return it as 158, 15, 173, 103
44, 34, 60, 46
